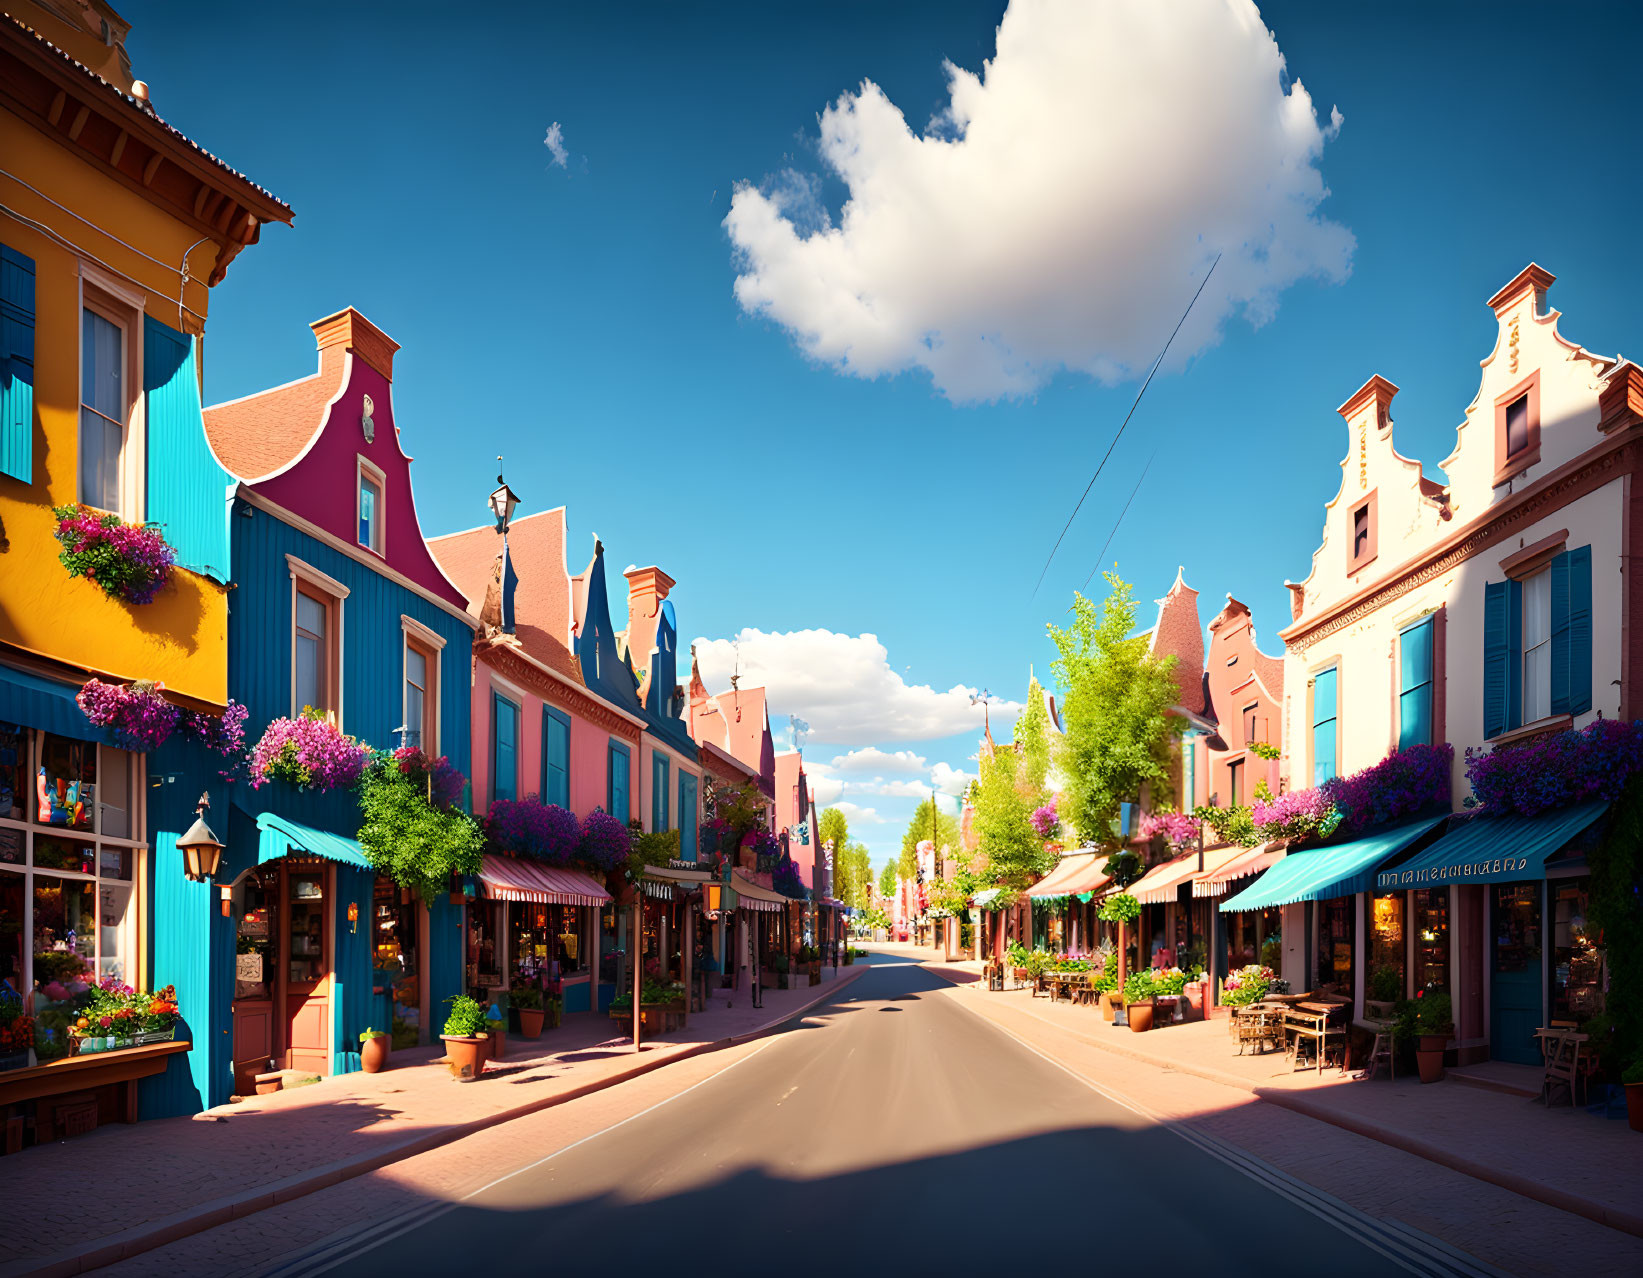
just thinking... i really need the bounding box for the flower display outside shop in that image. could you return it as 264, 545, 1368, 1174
577, 809, 632, 873
76, 678, 180, 751
186, 699, 250, 779
772, 855, 806, 898
1250, 783, 1342, 844
51, 504, 177, 605
487, 795, 583, 865
1029, 801, 1061, 840
1137, 808, 1201, 851
1221, 963, 1276, 1006
248, 708, 370, 790
0, 987, 34, 1066
1465, 719, 1643, 817
356, 748, 484, 902
1326, 742, 1452, 829
71, 979, 180, 1050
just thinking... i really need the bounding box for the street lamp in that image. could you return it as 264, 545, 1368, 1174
177, 792, 223, 882
488, 458, 520, 533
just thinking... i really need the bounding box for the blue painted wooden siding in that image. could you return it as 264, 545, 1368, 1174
144, 316, 233, 582
331, 863, 375, 1075
0, 243, 35, 484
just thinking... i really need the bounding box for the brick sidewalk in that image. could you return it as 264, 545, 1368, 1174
927, 964, 1643, 1242
0, 964, 865, 1278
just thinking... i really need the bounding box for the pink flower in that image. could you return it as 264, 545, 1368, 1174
99, 1016, 113, 1029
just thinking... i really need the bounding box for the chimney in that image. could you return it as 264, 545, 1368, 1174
311, 307, 400, 381
623, 565, 676, 669
1487, 263, 1555, 321
1337, 374, 1398, 435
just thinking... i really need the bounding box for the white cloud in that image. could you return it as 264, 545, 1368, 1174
725, 0, 1352, 401
830, 747, 928, 775
693, 629, 1020, 742
808, 773, 846, 805
544, 122, 569, 169
833, 801, 887, 825
930, 762, 975, 797
851, 778, 934, 799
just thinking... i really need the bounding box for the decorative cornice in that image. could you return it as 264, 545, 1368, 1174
1285, 431, 1639, 653
479, 643, 641, 741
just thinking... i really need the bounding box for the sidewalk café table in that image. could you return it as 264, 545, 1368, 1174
1285, 1001, 1348, 1075
1231, 1003, 1286, 1055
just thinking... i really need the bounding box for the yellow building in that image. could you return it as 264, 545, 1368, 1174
0, 2, 289, 1049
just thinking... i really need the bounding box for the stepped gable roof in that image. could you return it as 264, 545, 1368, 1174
428, 509, 583, 684
1147, 566, 1205, 715
574, 538, 642, 715
1209, 594, 1284, 701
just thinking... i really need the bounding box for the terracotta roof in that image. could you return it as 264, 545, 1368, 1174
203, 347, 343, 480
428, 510, 583, 684
3, 14, 291, 219
1148, 567, 1204, 715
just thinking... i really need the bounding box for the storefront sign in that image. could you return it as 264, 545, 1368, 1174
236, 953, 263, 983
1377, 856, 1531, 889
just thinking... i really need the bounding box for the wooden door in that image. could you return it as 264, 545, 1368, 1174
283, 864, 332, 1075
231, 868, 279, 1095
1490, 882, 1543, 1065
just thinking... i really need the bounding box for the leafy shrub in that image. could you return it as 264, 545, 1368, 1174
357, 749, 483, 901
442, 995, 490, 1038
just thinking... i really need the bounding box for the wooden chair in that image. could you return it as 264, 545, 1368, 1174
1287, 1003, 1347, 1075
1540, 1030, 1588, 1108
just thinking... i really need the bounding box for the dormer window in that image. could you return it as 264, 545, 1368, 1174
357, 457, 385, 554
1505, 394, 1530, 457
1348, 490, 1377, 575
1493, 373, 1541, 485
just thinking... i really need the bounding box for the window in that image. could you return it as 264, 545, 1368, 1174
492, 692, 519, 804
652, 753, 670, 832
403, 641, 432, 750
1522, 567, 1551, 724
1505, 394, 1530, 457
1227, 758, 1243, 809
1347, 492, 1377, 573
79, 306, 127, 513
1399, 616, 1434, 749
679, 773, 698, 862
608, 740, 630, 820
1367, 892, 1406, 1001
542, 708, 570, 809
1181, 740, 1195, 809
1353, 507, 1369, 558
0, 729, 141, 1050
1311, 667, 1338, 785
294, 588, 331, 716
357, 458, 385, 554
1243, 704, 1259, 746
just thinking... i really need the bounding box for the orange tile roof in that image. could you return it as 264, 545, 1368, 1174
202, 346, 344, 481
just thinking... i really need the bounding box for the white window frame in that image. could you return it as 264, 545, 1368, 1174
1522, 567, 1552, 725
77, 297, 142, 519
400, 615, 446, 755
287, 555, 350, 726
356, 455, 387, 556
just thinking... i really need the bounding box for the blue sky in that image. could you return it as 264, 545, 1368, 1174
128, 1, 1643, 870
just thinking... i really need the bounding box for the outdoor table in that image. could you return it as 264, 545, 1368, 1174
1285, 1002, 1347, 1075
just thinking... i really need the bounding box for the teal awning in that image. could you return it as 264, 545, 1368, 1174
0, 665, 120, 748
256, 812, 370, 869
1374, 801, 1607, 891
1220, 815, 1448, 912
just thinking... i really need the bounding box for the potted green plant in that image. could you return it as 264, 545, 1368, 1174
1413, 991, 1452, 1084
773, 953, 790, 990
1124, 969, 1158, 1032
511, 985, 545, 1039
1622, 1058, 1643, 1133
359, 1027, 390, 1073
441, 995, 491, 1081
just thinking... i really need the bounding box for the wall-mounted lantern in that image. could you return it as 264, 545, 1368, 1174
178, 792, 224, 882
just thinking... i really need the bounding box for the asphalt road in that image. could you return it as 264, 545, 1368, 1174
314, 953, 1456, 1277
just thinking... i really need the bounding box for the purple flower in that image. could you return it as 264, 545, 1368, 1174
77, 678, 179, 751
52, 505, 176, 605
578, 809, 631, 872
488, 795, 582, 864
1029, 802, 1061, 839
1324, 743, 1452, 830
1465, 720, 1643, 817
1138, 810, 1201, 850
249, 712, 369, 791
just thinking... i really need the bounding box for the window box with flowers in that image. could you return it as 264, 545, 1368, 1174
356, 748, 484, 903
76, 678, 179, 751
51, 504, 177, 605
249, 708, 370, 792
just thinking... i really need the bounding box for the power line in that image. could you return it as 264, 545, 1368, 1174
1084, 446, 1157, 590
1030, 252, 1222, 601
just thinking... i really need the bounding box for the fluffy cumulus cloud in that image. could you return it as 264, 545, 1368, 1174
544, 122, 569, 169
833, 801, 887, 825
693, 629, 1020, 742
725, 0, 1353, 401
930, 761, 975, 797
830, 747, 928, 775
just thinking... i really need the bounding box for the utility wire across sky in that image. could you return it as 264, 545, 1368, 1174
1030, 252, 1222, 601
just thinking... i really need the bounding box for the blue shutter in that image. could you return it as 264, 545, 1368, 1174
1311, 667, 1337, 785
0, 244, 36, 484
543, 708, 570, 809
608, 741, 629, 820
1398, 618, 1432, 750
492, 693, 517, 804
1567, 545, 1592, 715
652, 753, 669, 831
1506, 578, 1523, 731
1484, 581, 1509, 739
1549, 551, 1571, 717
679, 773, 698, 862
144, 316, 233, 581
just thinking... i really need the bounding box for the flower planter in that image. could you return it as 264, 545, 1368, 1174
1416, 1034, 1447, 1084
1626, 1082, 1643, 1134
361, 1036, 390, 1073
1126, 1001, 1154, 1033
518, 1008, 546, 1039
441, 1034, 488, 1081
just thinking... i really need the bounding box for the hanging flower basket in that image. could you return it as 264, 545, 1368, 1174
185, 700, 250, 781
77, 678, 180, 751
488, 795, 582, 865
51, 504, 176, 605
1137, 809, 1201, 851
248, 709, 369, 791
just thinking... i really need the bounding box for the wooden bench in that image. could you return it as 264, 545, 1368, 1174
0, 1040, 190, 1152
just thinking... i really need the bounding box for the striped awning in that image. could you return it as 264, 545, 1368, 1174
1193, 844, 1280, 897
1027, 850, 1110, 900
477, 855, 611, 906
730, 871, 786, 913
1221, 816, 1448, 912
256, 813, 369, 869
1128, 851, 1201, 905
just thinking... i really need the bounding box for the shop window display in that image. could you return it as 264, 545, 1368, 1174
1316, 896, 1355, 995
1367, 891, 1406, 999
234, 873, 276, 1001
1415, 887, 1449, 992
373, 877, 420, 1048
1551, 879, 1603, 1022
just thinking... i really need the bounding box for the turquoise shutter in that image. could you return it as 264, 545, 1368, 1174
543, 709, 570, 809
1567, 545, 1592, 715
144, 316, 233, 581
1506, 578, 1523, 730
491, 693, 517, 804
608, 741, 629, 820
1484, 579, 1524, 737
0, 244, 36, 484
679, 773, 698, 861
652, 753, 669, 831
1550, 551, 1571, 716
1398, 618, 1433, 750
1311, 667, 1337, 785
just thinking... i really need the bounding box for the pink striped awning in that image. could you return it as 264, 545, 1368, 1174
731, 871, 786, 913
477, 855, 611, 907
1192, 844, 1281, 897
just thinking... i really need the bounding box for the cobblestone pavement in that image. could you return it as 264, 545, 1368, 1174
2, 964, 863, 1277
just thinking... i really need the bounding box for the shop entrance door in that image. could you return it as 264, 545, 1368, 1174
1490, 882, 1542, 1065
231, 867, 280, 1095
283, 864, 332, 1075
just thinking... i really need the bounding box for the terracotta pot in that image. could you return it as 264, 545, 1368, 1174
1127, 1001, 1154, 1033
1626, 1082, 1643, 1133
255, 1077, 282, 1096
518, 1008, 546, 1039
1415, 1036, 1446, 1084
360, 1035, 389, 1073
442, 1034, 487, 1081
488, 1028, 506, 1061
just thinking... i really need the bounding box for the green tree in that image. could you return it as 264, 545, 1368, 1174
1048, 571, 1185, 848
878, 860, 899, 899
842, 841, 874, 910
900, 796, 963, 863
1016, 675, 1053, 797
818, 806, 848, 864
972, 736, 1053, 891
